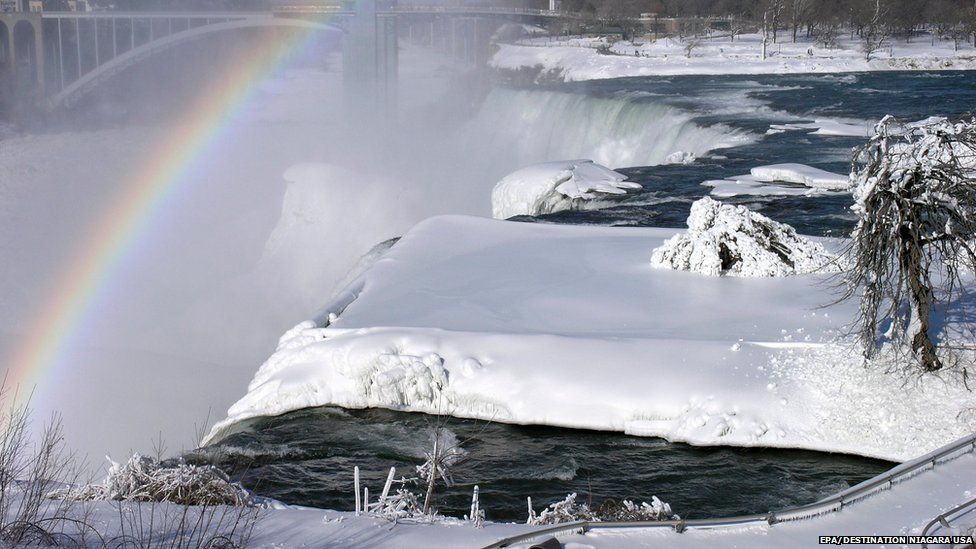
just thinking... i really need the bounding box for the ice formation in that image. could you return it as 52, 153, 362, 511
491, 160, 641, 219
651, 197, 843, 277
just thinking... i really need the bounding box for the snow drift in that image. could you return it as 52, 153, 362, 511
205, 216, 974, 461
491, 160, 640, 219
651, 197, 843, 277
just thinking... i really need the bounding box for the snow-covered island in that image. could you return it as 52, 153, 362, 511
206, 211, 973, 463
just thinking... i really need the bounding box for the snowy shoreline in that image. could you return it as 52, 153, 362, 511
491, 33, 976, 82
206, 215, 975, 462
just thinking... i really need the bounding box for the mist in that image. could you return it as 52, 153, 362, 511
0, 24, 737, 465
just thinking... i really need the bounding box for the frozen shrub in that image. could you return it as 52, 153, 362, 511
54, 454, 253, 507
527, 493, 596, 525
594, 497, 678, 521
651, 196, 842, 277
528, 493, 678, 525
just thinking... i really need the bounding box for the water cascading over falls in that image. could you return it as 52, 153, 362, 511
463, 88, 752, 170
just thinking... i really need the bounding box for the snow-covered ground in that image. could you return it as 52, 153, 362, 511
491, 32, 976, 81
207, 215, 974, 462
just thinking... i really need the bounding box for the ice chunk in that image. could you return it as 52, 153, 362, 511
749, 163, 850, 190
491, 160, 641, 219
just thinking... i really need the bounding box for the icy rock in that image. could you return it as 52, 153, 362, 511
651, 197, 843, 277
665, 151, 697, 164
491, 160, 641, 219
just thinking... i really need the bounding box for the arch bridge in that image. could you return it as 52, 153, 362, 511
0, 3, 568, 112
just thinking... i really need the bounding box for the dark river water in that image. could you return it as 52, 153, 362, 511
189, 407, 892, 522
192, 71, 976, 522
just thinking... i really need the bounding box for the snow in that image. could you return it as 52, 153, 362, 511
491, 33, 976, 82
703, 162, 850, 197
749, 163, 850, 190
207, 215, 974, 462
651, 197, 843, 277
490, 160, 641, 219
768, 119, 873, 137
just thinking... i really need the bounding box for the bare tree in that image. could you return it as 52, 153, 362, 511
761, 0, 786, 59
861, 0, 889, 60
841, 116, 976, 372
813, 16, 841, 46
788, 0, 814, 41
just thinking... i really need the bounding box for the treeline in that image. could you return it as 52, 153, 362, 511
562, 0, 976, 43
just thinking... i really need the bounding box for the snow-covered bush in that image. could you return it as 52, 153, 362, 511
54, 454, 253, 507
491, 160, 641, 219
526, 493, 596, 525
651, 197, 842, 277
527, 493, 677, 525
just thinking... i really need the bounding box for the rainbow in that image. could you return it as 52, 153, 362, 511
4, 13, 343, 396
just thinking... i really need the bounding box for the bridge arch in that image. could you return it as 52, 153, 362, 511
0, 21, 9, 106
13, 19, 38, 89
0, 21, 9, 69
47, 16, 341, 111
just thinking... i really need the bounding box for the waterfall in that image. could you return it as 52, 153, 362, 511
462, 88, 752, 170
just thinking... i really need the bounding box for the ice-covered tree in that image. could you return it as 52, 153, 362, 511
842, 115, 976, 372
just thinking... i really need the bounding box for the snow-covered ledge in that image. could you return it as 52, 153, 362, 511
205, 216, 974, 461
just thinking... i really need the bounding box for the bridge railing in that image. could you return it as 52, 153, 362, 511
389, 5, 557, 15
481, 432, 976, 549
40, 11, 268, 19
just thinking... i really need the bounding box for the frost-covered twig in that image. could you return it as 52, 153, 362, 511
526, 493, 678, 525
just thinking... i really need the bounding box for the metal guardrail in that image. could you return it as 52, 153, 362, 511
921, 496, 976, 548
482, 432, 976, 549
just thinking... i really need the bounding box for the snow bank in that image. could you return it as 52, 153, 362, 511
703, 163, 850, 197
491, 160, 641, 219
206, 216, 974, 461
491, 33, 976, 82
651, 197, 843, 277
